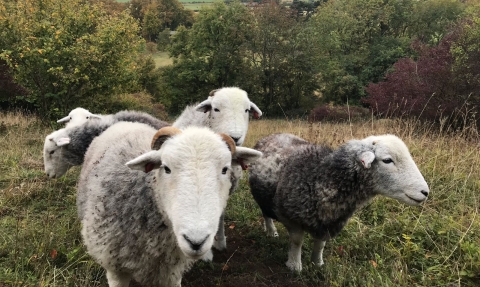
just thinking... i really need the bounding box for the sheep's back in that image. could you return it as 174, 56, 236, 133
249, 133, 311, 219
114, 110, 170, 130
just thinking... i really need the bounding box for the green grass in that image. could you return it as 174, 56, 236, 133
1, 112, 479, 286
151, 51, 173, 68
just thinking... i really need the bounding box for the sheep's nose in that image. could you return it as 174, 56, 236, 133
421, 190, 429, 197
183, 235, 208, 251
230, 137, 240, 144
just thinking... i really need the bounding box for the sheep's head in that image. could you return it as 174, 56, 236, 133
195, 87, 262, 146
126, 126, 262, 259
356, 134, 429, 206
43, 129, 73, 178
57, 107, 102, 128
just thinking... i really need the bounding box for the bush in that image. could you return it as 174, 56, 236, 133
309, 104, 370, 122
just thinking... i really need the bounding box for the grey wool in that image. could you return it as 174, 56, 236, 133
248, 133, 430, 272
43, 110, 169, 178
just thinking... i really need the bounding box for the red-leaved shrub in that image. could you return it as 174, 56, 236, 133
309, 104, 370, 122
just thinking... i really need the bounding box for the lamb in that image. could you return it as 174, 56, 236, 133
43, 110, 170, 178
173, 87, 263, 251
56, 107, 102, 128
248, 133, 430, 272
77, 122, 262, 286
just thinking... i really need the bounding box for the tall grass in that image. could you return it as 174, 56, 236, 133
0, 111, 479, 286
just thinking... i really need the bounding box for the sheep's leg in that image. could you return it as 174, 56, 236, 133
106, 270, 131, 287
263, 217, 279, 237
285, 228, 304, 272
213, 212, 227, 251
311, 239, 326, 267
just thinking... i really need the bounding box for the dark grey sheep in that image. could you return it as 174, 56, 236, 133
248, 133, 430, 272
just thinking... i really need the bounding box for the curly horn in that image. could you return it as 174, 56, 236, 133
209, 89, 219, 97
151, 127, 182, 150
219, 133, 236, 155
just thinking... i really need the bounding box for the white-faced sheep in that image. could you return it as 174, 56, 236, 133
77, 122, 262, 287
248, 133, 430, 272
173, 87, 262, 146
56, 107, 102, 128
43, 111, 170, 178
173, 87, 263, 252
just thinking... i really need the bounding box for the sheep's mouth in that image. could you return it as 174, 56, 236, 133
406, 194, 425, 204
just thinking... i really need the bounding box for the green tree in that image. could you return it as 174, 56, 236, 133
0, 0, 145, 119
247, 2, 319, 116
161, 2, 253, 113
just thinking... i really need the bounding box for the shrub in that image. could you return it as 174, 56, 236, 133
309, 104, 370, 122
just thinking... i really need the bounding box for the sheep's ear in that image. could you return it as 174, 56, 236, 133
359, 151, 375, 169
126, 151, 163, 173
90, 114, 102, 120
195, 99, 212, 113
232, 147, 263, 170
250, 102, 262, 119
55, 137, 70, 147
57, 116, 71, 123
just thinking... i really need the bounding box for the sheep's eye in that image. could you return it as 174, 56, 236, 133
222, 167, 228, 174
382, 158, 393, 164
49, 150, 55, 155
214, 108, 220, 112
86, 116, 89, 119
164, 166, 171, 174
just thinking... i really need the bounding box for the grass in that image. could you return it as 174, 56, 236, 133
151, 51, 174, 68
0, 111, 479, 286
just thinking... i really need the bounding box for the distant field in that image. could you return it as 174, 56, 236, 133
115, 0, 216, 10
152, 51, 173, 68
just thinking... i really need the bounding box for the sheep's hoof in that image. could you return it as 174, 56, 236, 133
213, 236, 227, 251
266, 230, 279, 237
201, 250, 213, 262
286, 260, 302, 272
313, 260, 324, 267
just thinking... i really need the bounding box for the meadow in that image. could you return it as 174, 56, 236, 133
0, 111, 479, 286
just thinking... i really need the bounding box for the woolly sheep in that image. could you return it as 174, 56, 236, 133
56, 107, 102, 128
173, 87, 263, 251
173, 87, 262, 146
43, 110, 169, 178
248, 133, 430, 272
77, 122, 262, 286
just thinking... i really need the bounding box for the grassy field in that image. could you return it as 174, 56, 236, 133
0, 112, 479, 286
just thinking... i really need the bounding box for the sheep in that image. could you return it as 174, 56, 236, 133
173, 87, 262, 146
77, 122, 263, 287
56, 107, 102, 128
174, 87, 262, 250
43, 111, 170, 178
248, 133, 430, 272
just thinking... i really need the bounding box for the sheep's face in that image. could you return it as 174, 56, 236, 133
57, 107, 101, 128
43, 129, 72, 178
195, 87, 262, 146
359, 135, 430, 206
126, 127, 262, 259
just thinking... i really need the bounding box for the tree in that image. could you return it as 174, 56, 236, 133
0, 0, 145, 119
161, 2, 253, 113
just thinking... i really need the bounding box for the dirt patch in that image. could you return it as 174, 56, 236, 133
183, 227, 314, 287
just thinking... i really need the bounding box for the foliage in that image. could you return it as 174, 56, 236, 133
0, 60, 28, 110
161, 1, 253, 113
0, 0, 145, 120
129, 0, 194, 42
162, 1, 319, 117
308, 0, 466, 106
363, 20, 480, 128
309, 104, 370, 123
157, 28, 172, 51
